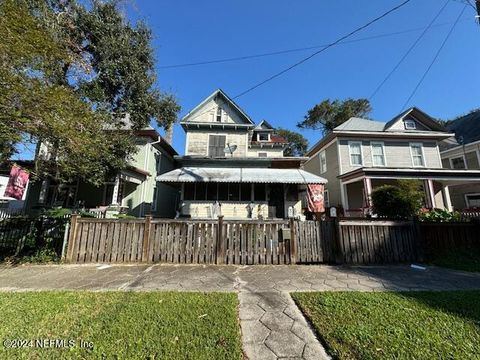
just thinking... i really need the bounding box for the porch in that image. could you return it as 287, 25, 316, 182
338, 167, 480, 217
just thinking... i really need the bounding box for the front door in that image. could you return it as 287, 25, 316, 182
268, 184, 285, 218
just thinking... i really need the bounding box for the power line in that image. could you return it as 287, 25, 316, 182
232, 0, 412, 100
158, 19, 469, 70
401, 4, 467, 111
369, 0, 450, 100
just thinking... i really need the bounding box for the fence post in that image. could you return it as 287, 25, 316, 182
289, 217, 297, 264
65, 214, 80, 262
333, 217, 343, 264
216, 215, 225, 264
142, 215, 152, 262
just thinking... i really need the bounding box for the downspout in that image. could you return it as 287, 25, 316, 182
141, 136, 162, 216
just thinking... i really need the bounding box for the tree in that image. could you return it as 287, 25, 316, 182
2, 0, 180, 185
297, 98, 372, 134
371, 180, 423, 219
276, 128, 309, 156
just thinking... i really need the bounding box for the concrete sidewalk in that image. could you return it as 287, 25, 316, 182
1, 264, 480, 359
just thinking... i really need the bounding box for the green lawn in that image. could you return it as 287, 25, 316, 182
430, 248, 480, 272
0, 291, 242, 360
292, 291, 480, 360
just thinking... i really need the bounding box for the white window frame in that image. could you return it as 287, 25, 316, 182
258, 132, 270, 142
464, 193, 480, 208
404, 119, 416, 130
348, 141, 363, 166
449, 155, 467, 169
409, 142, 425, 167
323, 190, 330, 208
370, 141, 386, 167
319, 150, 327, 173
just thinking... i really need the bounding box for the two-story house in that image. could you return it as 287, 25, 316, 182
157, 89, 327, 219
304, 107, 480, 217
440, 109, 480, 209
25, 120, 178, 218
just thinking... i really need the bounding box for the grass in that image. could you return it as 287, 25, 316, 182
292, 291, 480, 360
0, 291, 243, 360
430, 248, 480, 272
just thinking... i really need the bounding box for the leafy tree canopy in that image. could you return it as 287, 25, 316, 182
276, 128, 309, 157
297, 98, 372, 134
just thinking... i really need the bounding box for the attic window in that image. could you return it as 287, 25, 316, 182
216, 107, 222, 122
258, 133, 269, 141
404, 119, 416, 130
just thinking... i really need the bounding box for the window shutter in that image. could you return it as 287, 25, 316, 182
208, 135, 216, 157
218, 136, 226, 157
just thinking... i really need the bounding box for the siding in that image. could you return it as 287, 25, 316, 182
186, 130, 248, 157
338, 138, 442, 174
184, 97, 246, 124
387, 117, 430, 131
247, 148, 284, 157
466, 151, 480, 169
449, 183, 480, 210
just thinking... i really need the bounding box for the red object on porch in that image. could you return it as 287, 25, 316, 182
307, 184, 325, 213
4, 165, 29, 200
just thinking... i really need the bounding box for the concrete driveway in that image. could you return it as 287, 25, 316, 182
1, 264, 480, 360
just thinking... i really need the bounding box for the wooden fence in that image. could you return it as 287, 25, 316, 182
64, 215, 480, 265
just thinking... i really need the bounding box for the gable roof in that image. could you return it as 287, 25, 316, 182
254, 120, 275, 131
384, 107, 446, 132
445, 109, 480, 145
334, 117, 385, 132
181, 89, 254, 125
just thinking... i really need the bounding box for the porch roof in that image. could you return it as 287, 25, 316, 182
157, 167, 327, 184
338, 167, 480, 183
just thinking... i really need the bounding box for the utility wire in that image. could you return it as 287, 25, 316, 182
158, 19, 469, 70
401, 4, 467, 111
232, 0, 412, 99
369, 0, 450, 100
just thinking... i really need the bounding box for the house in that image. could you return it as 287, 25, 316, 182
440, 109, 480, 209
304, 107, 480, 217
157, 89, 327, 219
25, 122, 179, 218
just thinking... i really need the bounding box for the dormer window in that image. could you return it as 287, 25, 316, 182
258, 133, 269, 142
216, 107, 222, 122
404, 119, 416, 130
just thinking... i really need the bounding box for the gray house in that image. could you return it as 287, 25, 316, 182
157, 89, 327, 219
304, 107, 480, 216
440, 109, 480, 209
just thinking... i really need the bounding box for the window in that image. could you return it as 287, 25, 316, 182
228, 183, 240, 201
465, 194, 480, 208
184, 183, 195, 200
319, 150, 327, 173
216, 107, 222, 122
254, 184, 266, 201
371, 142, 386, 167
208, 135, 226, 157
285, 185, 298, 201
324, 190, 330, 208
450, 156, 466, 169
152, 187, 158, 211
240, 183, 251, 201
349, 141, 363, 166
258, 133, 269, 141
410, 143, 425, 167
258, 152, 267, 158
405, 119, 416, 130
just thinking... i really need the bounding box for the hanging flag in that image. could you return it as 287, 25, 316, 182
4, 165, 29, 200
307, 184, 325, 213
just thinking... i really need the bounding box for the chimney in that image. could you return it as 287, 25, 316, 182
164, 124, 173, 145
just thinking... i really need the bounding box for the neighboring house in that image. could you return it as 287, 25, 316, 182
440, 109, 480, 209
25, 123, 178, 218
157, 89, 327, 219
304, 107, 480, 217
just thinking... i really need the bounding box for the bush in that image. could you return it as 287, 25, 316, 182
372, 180, 423, 219
419, 208, 461, 222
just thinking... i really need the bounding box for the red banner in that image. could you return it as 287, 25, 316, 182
307, 184, 325, 213
4, 165, 29, 200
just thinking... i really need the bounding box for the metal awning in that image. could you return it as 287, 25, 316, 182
157, 167, 327, 184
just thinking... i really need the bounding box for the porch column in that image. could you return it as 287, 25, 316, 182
111, 175, 120, 205
441, 185, 453, 211
424, 179, 436, 209
340, 181, 348, 212
363, 177, 372, 209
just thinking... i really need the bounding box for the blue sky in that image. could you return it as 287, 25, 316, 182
17, 0, 480, 158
